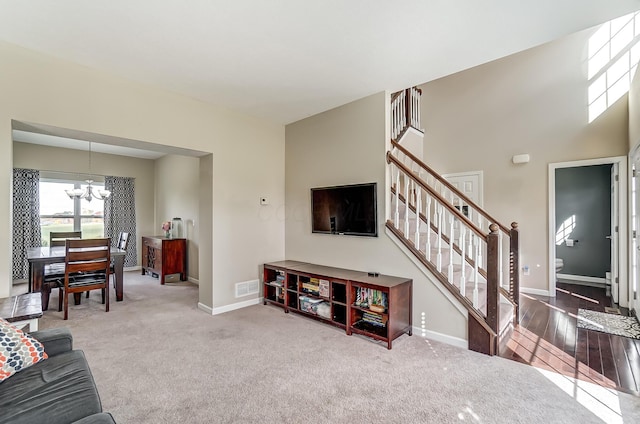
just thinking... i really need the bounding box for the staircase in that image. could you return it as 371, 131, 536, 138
388, 87, 520, 355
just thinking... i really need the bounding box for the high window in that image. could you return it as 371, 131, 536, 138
39, 179, 105, 246
588, 11, 640, 122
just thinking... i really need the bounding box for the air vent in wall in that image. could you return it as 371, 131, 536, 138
235, 279, 259, 298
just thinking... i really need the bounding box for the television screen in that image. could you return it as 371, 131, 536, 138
311, 182, 377, 237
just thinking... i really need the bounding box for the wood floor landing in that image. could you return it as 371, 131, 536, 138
499, 283, 640, 396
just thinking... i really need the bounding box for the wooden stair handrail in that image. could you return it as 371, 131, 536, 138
390, 140, 510, 234
387, 152, 487, 239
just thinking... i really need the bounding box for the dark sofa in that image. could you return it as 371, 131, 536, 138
0, 327, 115, 424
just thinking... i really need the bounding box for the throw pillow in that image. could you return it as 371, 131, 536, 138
0, 318, 48, 382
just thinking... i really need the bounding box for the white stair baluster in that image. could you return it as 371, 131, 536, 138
437, 204, 443, 272
459, 228, 466, 296
498, 230, 504, 289
473, 235, 479, 309
477, 216, 483, 267
426, 196, 432, 261
467, 221, 473, 260
394, 166, 400, 228
404, 177, 410, 237
403, 90, 407, 130
415, 187, 421, 249
448, 212, 454, 281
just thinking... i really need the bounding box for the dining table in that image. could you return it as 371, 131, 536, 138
27, 246, 126, 311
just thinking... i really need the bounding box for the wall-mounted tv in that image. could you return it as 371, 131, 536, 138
311, 182, 377, 237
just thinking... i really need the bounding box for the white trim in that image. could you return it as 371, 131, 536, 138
413, 326, 468, 349
548, 156, 627, 303
556, 273, 606, 284
124, 265, 140, 272
406, 126, 425, 137
197, 302, 213, 314
630, 147, 640, 315
189, 277, 200, 285
211, 297, 262, 315
520, 287, 551, 296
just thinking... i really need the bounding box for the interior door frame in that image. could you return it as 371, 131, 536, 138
548, 156, 627, 302
629, 145, 640, 315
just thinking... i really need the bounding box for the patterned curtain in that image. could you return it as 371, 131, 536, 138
12, 168, 41, 280
104, 176, 137, 267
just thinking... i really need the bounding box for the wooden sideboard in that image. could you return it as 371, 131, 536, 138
141, 236, 187, 284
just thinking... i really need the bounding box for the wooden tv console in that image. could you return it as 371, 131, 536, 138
263, 261, 412, 349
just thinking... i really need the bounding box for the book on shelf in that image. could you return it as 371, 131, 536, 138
301, 280, 320, 295
360, 311, 388, 327
318, 279, 329, 297
266, 272, 285, 287
354, 287, 387, 311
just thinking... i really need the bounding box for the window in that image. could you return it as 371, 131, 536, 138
588, 11, 640, 122
39, 179, 105, 246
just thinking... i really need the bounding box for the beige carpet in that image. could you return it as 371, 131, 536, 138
21, 272, 640, 423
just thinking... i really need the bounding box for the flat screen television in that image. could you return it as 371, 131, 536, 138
311, 182, 377, 237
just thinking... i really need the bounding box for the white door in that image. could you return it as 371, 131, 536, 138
443, 171, 483, 266
611, 163, 619, 303
443, 171, 483, 209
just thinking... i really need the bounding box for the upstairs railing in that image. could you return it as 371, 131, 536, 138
387, 87, 519, 355
391, 87, 422, 140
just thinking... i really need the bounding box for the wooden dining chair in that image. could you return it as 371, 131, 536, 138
42, 231, 83, 310
49, 231, 82, 247
112, 232, 129, 287
58, 238, 110, 320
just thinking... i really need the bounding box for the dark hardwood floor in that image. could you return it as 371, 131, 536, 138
500, 282, 640, 396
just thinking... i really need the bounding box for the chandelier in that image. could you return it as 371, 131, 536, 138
65, 142, 111, 202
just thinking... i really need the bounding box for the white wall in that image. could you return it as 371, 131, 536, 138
419, 26, 629, 294
155, 154, 200, 281
0, 40, 285, 309
285, 92, 467, 341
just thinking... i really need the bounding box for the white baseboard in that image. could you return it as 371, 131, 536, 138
189, 277, 199, 285
197, 302, 213, 314
520, 287, 551, 296
557, 273, 606, 287
212, 297, 261, 315
413, 326, 468, 350
124, 265, 140, 272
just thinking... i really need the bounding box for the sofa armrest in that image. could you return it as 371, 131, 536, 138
72, 413, 117, 424
30, 327, 73, 357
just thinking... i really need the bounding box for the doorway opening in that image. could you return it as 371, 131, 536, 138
548, 157, 627, 305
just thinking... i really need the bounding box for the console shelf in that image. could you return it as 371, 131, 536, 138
263, 261, 412, 349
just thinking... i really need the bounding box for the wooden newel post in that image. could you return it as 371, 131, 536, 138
510, 222, 520, 324
487, 224, 500, 336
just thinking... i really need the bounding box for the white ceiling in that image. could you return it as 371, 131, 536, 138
1, 1, 639, 128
